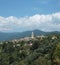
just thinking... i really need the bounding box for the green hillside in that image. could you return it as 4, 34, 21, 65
0, 34, 60, 65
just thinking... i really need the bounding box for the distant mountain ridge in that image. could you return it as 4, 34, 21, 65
0, 30, 60, 41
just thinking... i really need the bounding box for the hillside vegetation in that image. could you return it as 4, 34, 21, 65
0, 34, 60, 65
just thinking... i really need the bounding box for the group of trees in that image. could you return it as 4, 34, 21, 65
0, 34, 60, 65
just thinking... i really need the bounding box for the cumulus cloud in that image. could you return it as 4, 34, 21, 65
0, 12, 60, 32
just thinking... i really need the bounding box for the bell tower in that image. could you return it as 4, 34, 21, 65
31, 32, 34, 39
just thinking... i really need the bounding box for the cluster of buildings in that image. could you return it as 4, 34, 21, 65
0, 32, 58, 48
0, 32, 58, 45
11, 32, 46, 43
11, 31, 58, 44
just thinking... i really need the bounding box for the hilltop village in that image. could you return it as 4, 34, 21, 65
11, 32, 58, 44
11, 32, 46, 42
0, 32, 58, 47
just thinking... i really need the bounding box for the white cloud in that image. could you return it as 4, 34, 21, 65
0, 12, 60, 32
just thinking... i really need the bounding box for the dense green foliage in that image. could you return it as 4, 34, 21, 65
0, 34, 60, 65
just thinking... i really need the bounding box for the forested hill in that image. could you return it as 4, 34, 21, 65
0, 34, 60, 65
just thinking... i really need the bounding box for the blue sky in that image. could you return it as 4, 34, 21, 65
0, 0, 60, 17
0, 0, 60, 32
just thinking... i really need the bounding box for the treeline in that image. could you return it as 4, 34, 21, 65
0, 34, 60, 65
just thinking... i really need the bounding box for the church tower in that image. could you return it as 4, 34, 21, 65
31, 32, 34, 39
